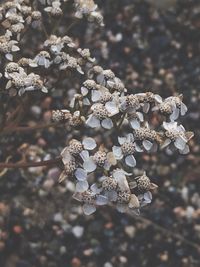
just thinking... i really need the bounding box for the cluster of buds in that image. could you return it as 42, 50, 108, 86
54, 65, 193, 215
0, 0, 42, 42
74, 0, 104, 26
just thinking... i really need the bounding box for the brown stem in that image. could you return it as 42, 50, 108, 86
0, 157, 62, 169
0, 121, 64, 135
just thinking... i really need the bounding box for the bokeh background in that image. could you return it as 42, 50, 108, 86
0, 0, 200, 266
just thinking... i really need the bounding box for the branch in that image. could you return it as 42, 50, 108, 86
0, 157, 62, 169
128, 212, 200, 251
0, 121, 63, 135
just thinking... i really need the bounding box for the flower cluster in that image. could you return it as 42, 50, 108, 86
56, 66, 193, 214
60, 137, 158, 215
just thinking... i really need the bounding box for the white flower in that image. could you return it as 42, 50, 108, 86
34, 51, 51, 68
162, 122, 193, 154
128, 112, 144, 129
112, 134, 142, 167
73, 184, 108, 215
86, 103, 113, 129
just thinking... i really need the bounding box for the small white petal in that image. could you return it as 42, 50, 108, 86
118, 136, 126, 145
179, 144, 190, 155
91, 90, 101, 102
83, 158, 96, 172
170, 107, 179, 121
142, 140, 153, 151
125, 155, 136, 167
83, 98, 91, 106
174, 137, 186, 150
105, 190, 118, 202
83, 137, 97, 150
81, 86, 88, 96
76, 181, 89, 192
137, 112, 144, 122
101, 118, 113, 129
83, 204, 96, 215
105, 101, 119, 116
143, 103, 150, 113
154, 94, 163, 103
143, 191, 152, 203
135, 144, 143, 152
11, 45, 20, 52
75, 168, 87, 181
6, 53, 13, 61
91, 183, 101, 194
96, 74, 105, 85
80, 150, 90, 161
96, 195, 108, 205
180, 103, 188, 116
126, 133, 134, 142
86, 114, 100, 128
112, 146, 123, 159
130, 119, 140, 129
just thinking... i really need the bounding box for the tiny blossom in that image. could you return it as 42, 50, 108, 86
0, 37, 20, 60
44, 35, 64, 54
113, 134, 142, 167
162, 122, 193, 154
133, 124, 162, 151
33, 51, 51, 68
77, 48, 95, 62
44, 1, 63, 16
120, 94, 140, 113
129, 172, 158, 193
136, 92, 163, 113
127, 111, 144, 129
73, 185, 108, 215
51, 109, 71, 122
157, 94, 188, 121
86, 103, 114, 129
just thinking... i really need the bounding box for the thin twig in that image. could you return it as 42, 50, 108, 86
0, 157, 62, 169
129, 212, 200, 251
0, 121, 64, 135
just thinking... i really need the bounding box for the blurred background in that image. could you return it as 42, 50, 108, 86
0, 0, 200, 266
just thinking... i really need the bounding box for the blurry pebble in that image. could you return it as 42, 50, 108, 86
71, 257, 81, 267
125, 225, 136, 238
104, 263, 113, 267
72, 225, 84, 238
53, 213, 63, 222
83, 248, 93, 256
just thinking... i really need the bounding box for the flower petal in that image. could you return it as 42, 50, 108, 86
125, 155, 136, 167
101, 118, 113, 129
105, 101, 119, 116
91, 183, 101, 194
179, 144, 190, 154
142, 140, 153, 151
180, 103, 188, 116
130, 119, 140, 129
86, 114, 100, 128
118, 136, 126, 145
112, 146, 123, 159
75, 168, 87, 181
96, 195, 108, 205
143, 103, 150, 113
81, 86, 88, 96
91, 90, 101, 102
170, 107, 179, 121
76, 181, 89, 192
82, 137, 97, 150
83, 158, 96, 172
174, 137, 186, 150
83, 204, 96, 215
